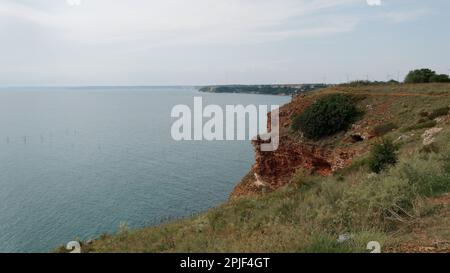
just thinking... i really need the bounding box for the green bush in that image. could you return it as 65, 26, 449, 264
404, 68, 436, 83
292, 94, 361, 140
368, 139, 398, 174
405, 68, 450, 83
429, 74, 450, 83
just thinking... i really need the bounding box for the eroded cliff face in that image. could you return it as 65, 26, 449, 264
231, 91, 376, 199
254, 136, 356, 180
231, 138, 365, 199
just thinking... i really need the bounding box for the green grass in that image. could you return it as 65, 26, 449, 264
301, 232, 388, 253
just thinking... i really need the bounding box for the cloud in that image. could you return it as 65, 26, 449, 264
0, 0, 361, 47
366, 0, 382, 6
383, 9, 431, 23
66, 0, 82, 7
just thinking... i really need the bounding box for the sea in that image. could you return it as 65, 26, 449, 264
0, 86, 289, 252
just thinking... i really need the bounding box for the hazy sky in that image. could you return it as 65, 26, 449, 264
1, 0, 449, 86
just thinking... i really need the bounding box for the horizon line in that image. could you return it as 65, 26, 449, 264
0, 83, 331, 89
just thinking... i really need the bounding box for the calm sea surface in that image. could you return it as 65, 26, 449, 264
0, 87, 289, 252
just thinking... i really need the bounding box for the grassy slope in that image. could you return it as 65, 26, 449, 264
59, 84, 450, 253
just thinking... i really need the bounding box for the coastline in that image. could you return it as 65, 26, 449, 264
60, 83, 450, 253
198, 84, 329, 96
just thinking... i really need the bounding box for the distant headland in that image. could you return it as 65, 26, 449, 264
198, 84, 330, 96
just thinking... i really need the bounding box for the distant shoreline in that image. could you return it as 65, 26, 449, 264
198, 84, 329, 96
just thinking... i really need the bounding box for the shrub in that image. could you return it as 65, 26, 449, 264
368, 139, 398, 174
405, 68, 450, 83
292, 94, 361, 140
429, 74, 450, 83
404, 68, 436, 83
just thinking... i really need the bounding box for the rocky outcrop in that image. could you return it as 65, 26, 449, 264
422, 127, 443, 146
230, 92, 373, 199
231, 135, 364, 199
254, 136, 352, 178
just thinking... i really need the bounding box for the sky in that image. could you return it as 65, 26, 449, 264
0, 0, 449, 86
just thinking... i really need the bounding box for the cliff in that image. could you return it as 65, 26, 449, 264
231, 84, 450, 198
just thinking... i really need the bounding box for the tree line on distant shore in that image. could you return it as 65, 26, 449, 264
344, 68, 450, 87
404, 68, 450, 83
199, 84, 328, 95
200, 68, 450, 93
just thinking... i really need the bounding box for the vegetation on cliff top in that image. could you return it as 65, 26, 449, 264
291, 94, 361, 140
